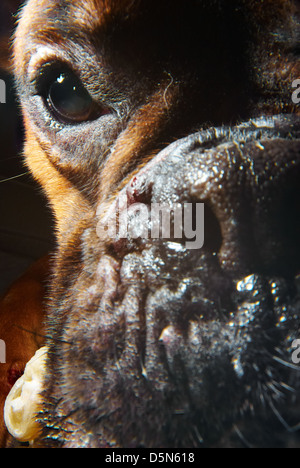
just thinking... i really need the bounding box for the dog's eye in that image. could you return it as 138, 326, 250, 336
36, 67, 107, 124
47, 72, 97, 123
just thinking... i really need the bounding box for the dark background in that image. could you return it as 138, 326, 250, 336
0, 0, 54, 295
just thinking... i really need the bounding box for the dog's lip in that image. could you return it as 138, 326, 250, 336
43, 268, 300, 448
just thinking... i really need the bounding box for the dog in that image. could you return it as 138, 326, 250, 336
1, 0, 300, 448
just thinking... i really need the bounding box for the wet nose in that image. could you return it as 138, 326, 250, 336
245, 138, 300, 277
188, 117, 300, 277
99, 115, 300, 279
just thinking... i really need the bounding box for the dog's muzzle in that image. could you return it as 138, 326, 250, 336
43, 114, 300, 447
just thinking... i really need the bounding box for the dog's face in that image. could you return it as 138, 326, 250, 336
13, 0, 300, 447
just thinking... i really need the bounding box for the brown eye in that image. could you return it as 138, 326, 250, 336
36, 65, 110, 124
47, 71, 97, 123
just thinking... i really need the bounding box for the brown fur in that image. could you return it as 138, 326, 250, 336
13, 0, 299, 229
0, 0, 299, 448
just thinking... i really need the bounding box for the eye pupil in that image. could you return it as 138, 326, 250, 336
47, 72, 95, 122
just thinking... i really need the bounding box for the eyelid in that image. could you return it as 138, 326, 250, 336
30, 61, 113, 125
28, 47, 101, 101
28, 48, 126, 107
27, 49, 124, 124
32, 62, 73, 96
28, 47, 67, 82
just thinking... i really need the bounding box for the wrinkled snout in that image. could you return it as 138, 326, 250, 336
98, 114, 300, 279
43, 114, 300, 448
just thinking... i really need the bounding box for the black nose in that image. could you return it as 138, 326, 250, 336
246, 137, 300, 277
100, 115, 300, 279
186, 116, 300, 277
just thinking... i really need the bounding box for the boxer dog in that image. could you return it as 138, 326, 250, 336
3, 0, 300, 447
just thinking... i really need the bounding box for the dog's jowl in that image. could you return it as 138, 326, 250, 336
2, 0, 300, 448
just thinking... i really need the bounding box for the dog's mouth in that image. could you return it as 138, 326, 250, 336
7, 115, 300, 448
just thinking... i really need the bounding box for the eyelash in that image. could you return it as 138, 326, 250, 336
33, 62, 67, 96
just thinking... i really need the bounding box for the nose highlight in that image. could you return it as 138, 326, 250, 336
99, 115, 300, 280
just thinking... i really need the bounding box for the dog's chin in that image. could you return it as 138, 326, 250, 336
39, 115, 300, 448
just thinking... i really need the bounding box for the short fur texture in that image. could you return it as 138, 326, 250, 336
8, 0, 300, 447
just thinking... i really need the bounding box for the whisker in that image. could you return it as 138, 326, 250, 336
233, 424, 254, 448
12, 324, 47, 341
272, 355, 300, 371
0, 171, 29, 183
192, 425, 204, 445
267, 381, 285, 398
268, 399, 300, 433
268, 400, 291, 432
12, 324, 73, 345
278, 382, 296, 393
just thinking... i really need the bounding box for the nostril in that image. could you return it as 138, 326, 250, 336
282, 186, 300, 246
274, 184, 300, 276
203, 202, 223, 255
252, 152, 300, 277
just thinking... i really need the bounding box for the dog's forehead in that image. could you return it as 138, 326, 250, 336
14, 0, 137, 74
14, 0, 295, 72
18, 0, 135, 32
